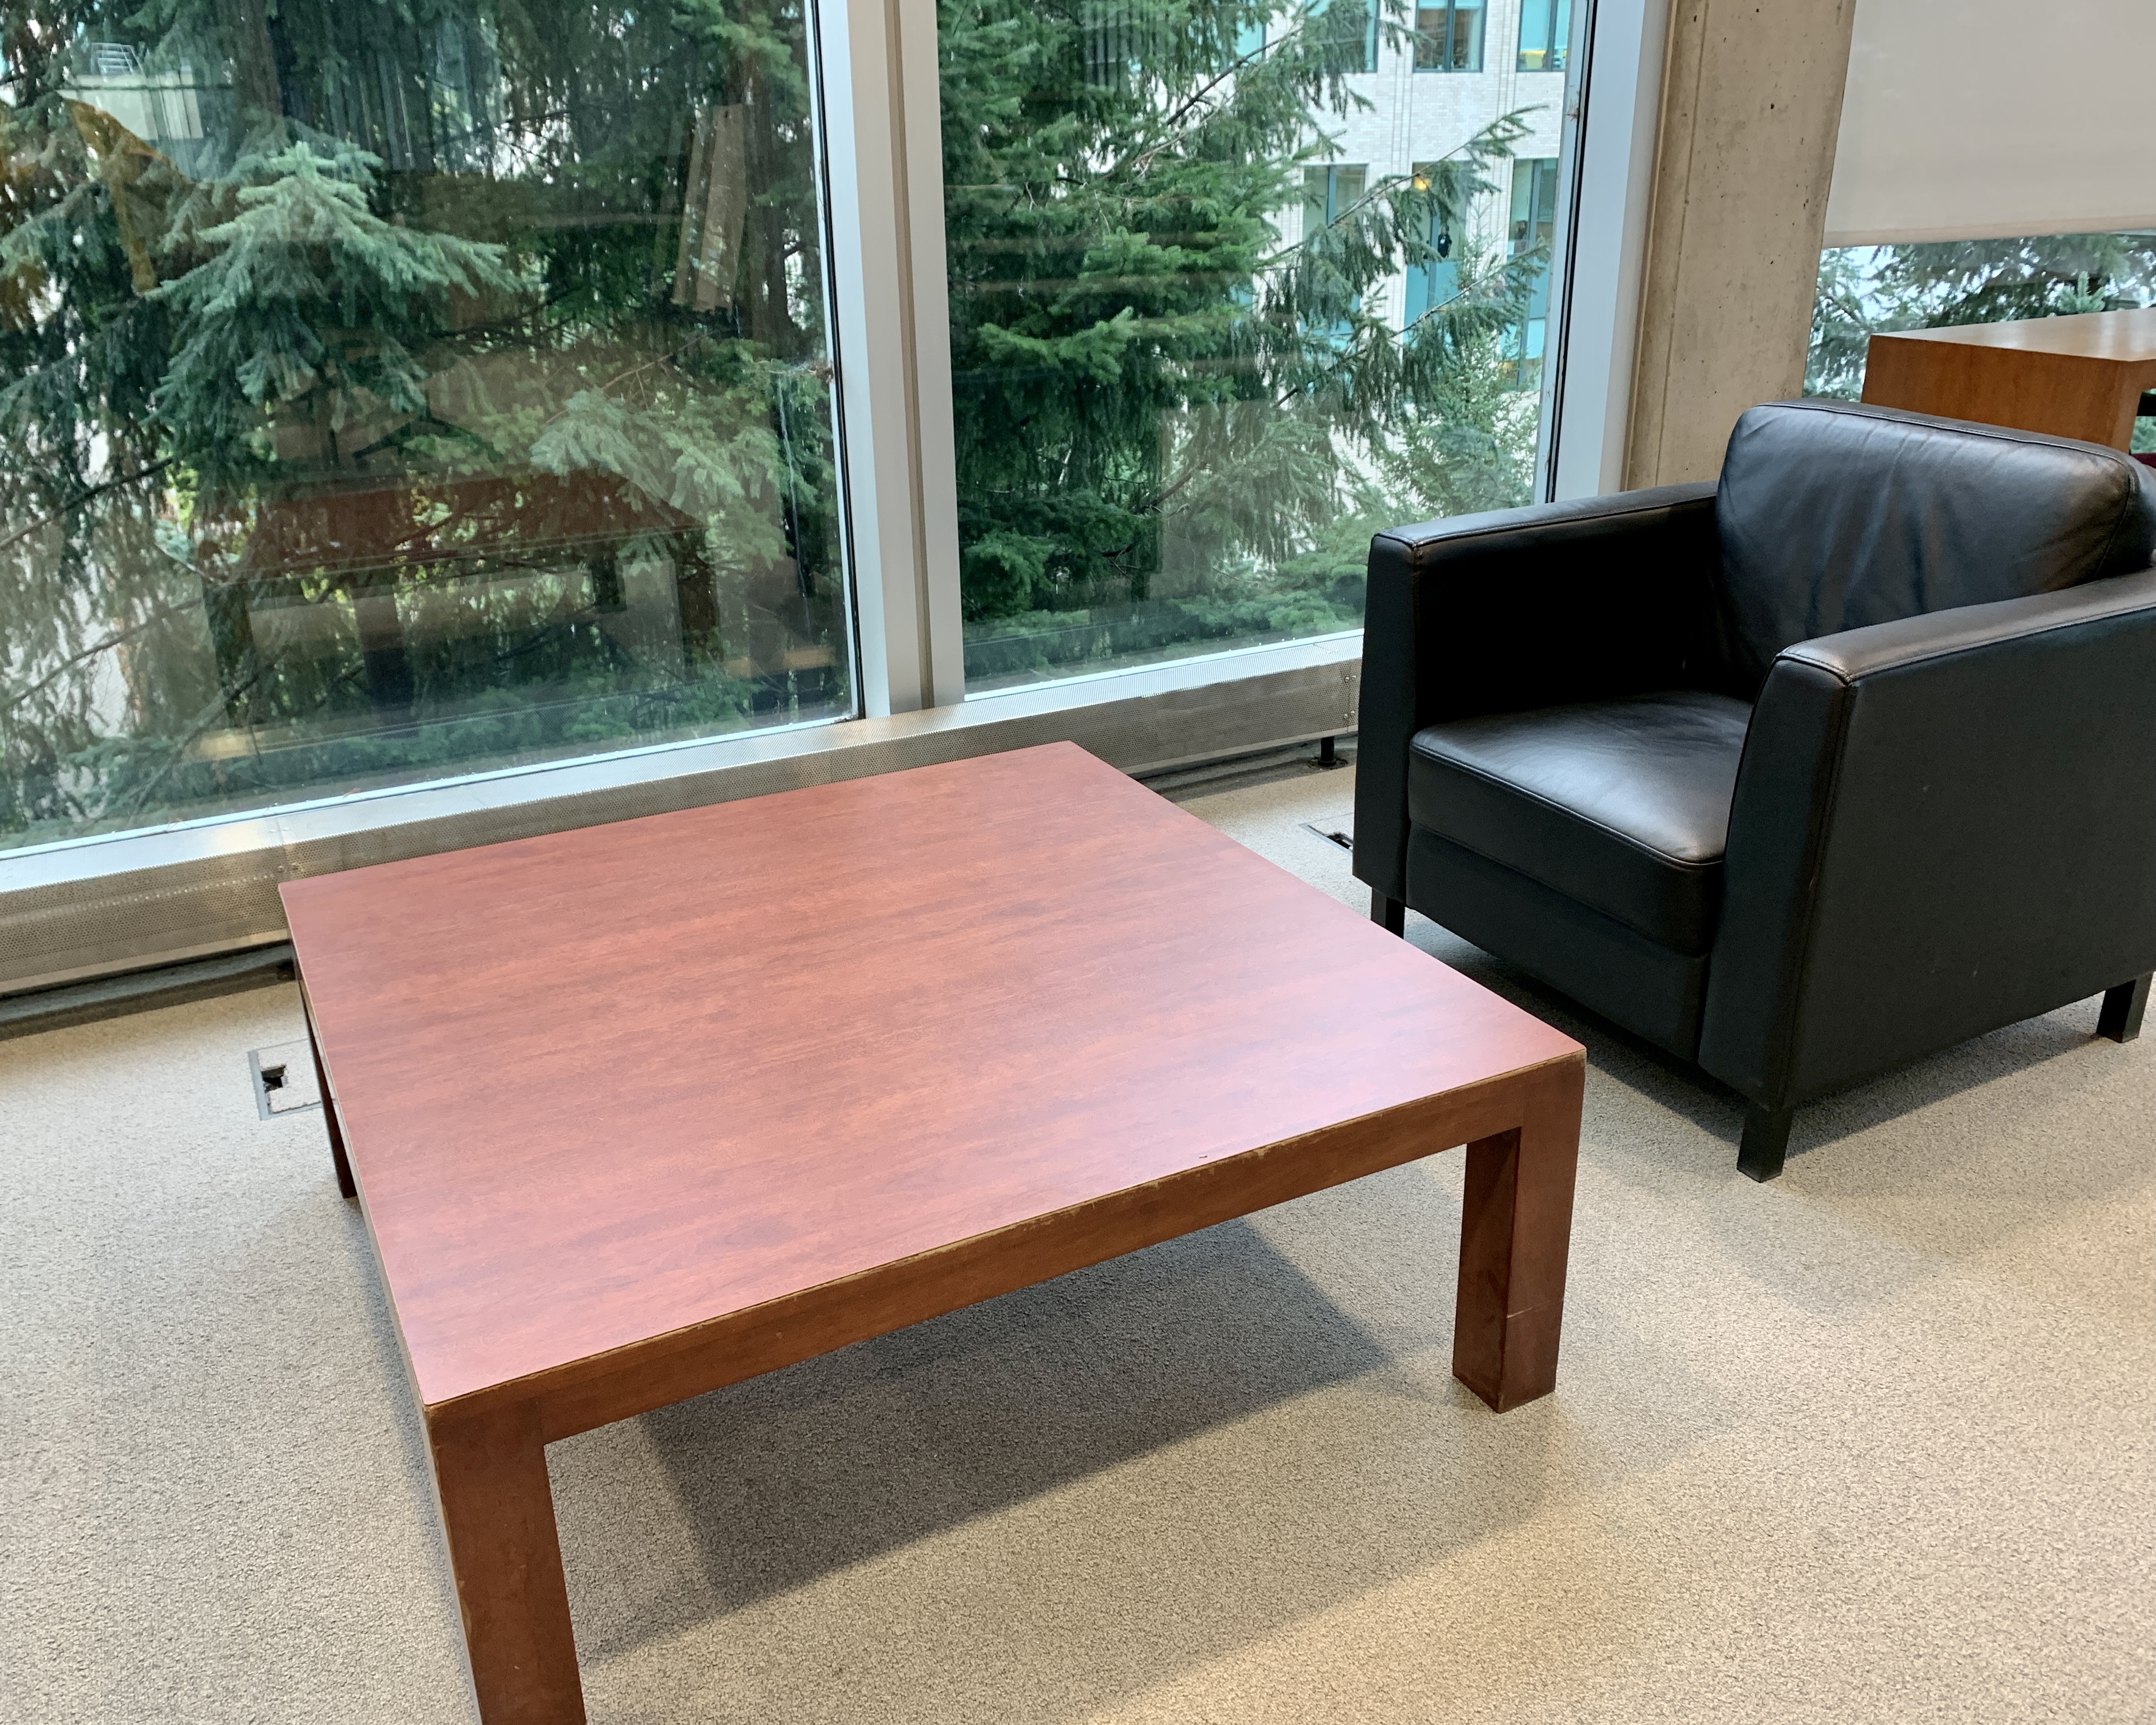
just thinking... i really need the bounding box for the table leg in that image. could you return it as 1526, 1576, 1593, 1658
426, 1398, 586, 1724
1451, 1061, 1584, 1411
299, 993, 356, 1201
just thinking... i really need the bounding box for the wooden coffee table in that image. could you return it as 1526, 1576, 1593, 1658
282, 742, 1584, 1724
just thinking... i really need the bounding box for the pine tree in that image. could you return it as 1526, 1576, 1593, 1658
1, 0, 1543, 842
0, 0, 843, 844
940, 0, 1542, 657
150, 135, 522, 489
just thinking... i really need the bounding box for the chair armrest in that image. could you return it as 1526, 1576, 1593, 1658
1353, 482, 1721, 903
1699, 569, 2156, 1110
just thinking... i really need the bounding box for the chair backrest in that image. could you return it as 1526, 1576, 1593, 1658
1713, 398, 2156, 693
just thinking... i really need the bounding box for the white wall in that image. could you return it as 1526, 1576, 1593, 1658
1824, 0, 2156, 246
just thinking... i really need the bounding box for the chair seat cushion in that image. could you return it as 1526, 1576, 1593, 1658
1407, 691, 1753, 953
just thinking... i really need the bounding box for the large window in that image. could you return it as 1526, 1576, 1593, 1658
1517, 0, 1571, 72
1808, 232, 2156, 457
1415, 1, 1487, 73
0, 2, 851, 853
940, 0, 1570, 693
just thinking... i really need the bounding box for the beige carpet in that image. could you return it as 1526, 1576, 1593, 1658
5, 761, 2151, 1723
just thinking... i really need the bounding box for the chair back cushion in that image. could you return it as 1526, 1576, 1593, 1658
1714, 399, 2156, 692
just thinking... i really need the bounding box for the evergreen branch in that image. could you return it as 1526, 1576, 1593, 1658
0, 593, 201, 715
1396, 253, 1534, 339
0, 456, 177, 563
88, 667, 281, 825
1254, 114, 1535, 276
1148, 32, 1277, 141
530, 333, 716, 438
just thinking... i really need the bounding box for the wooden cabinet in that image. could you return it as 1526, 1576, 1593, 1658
1861, 307, 2156, 451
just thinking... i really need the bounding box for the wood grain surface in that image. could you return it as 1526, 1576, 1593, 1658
424, 1398, 582, 1723
1862, 307, 2156, 449
286, 741, 1586, 1724
283, 742, 1580, 1420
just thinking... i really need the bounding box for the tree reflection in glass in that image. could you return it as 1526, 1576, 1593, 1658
0, 1, 851, 850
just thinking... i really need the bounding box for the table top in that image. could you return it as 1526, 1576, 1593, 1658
283, 743, 1578, 1413
1872, 306, 2156, 363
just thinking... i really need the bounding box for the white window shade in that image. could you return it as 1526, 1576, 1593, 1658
1823, 0, 2156, 246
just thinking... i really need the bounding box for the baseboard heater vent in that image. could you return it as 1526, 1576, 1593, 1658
0, 943, 296, 1042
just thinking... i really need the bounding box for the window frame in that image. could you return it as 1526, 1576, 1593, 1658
1414, 0, 1488, 73
1545, 0, 1673, 500
820, 0, 967, 718
1518, 0, 1573, 72
0, 0, 1674, 982
1310, 0, 1384, 74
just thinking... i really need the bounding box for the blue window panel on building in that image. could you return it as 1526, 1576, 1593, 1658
1517, 0, 1571, 72
1507, 157, 1560, 383
1414, 0, 1485, 72
1403, 168, 1460, 328
1309, 0, 1381, 72
1303, 164, 1370, 345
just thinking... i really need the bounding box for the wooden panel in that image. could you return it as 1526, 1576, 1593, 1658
297, 977, 354, 1201
283, 743, 1581, 1414
425, 1398, 583, 1724
485, 1057, 1575, 1441
1862, 307, 2156, 449
1451, 1059, 1584, 1411
1863, 307, 2156, 362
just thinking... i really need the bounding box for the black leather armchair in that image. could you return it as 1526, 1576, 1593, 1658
1353, 399, 2156, 1179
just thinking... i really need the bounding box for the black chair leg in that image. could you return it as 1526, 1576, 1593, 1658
1738, 1105, 1793, 1182
2098, 974, 2150, 1043
1371, 891, 1405, 937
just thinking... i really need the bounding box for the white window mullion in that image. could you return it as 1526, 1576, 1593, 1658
894, 0, 968, 709
817, 0, 965, 715
1548, 0, 1671, 500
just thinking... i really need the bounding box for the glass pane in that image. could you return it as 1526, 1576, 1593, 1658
1413, 5, 1446, 69
1506, 157, 1560, 383
1403, 161, 1461, 325
0, 2, 853, 854
1452, 0, 1487, 72
1416, 0, 1485, 72
942, 1, 1572, 693
1518, 0, 1570, 72
1808, 233, 2156, 458
1310, 0, 1382, 74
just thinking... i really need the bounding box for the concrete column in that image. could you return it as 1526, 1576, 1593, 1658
1623, 0, 1858, 488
